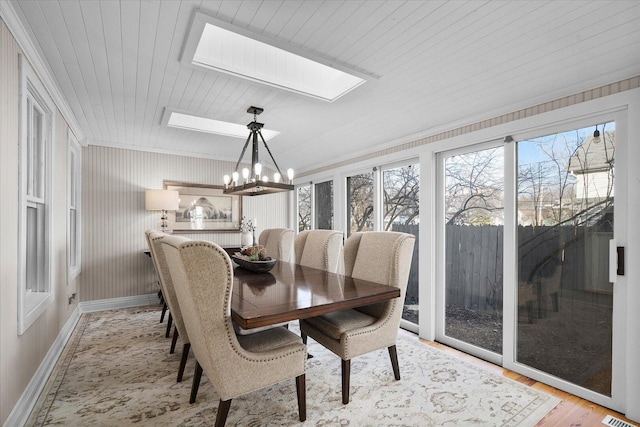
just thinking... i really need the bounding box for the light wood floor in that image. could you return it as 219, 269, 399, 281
425, 340, 638, 427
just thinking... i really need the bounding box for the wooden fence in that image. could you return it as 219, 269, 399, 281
391, 224, 419, 305
387, 223, 611, 314
445, 224, 612, 314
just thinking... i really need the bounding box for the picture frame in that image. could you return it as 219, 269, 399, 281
163, 181, 242, 233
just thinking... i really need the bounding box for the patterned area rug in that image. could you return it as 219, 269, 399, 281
28, 306, 559, 426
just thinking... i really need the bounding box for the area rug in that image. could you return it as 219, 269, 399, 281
27, 306, 559, 426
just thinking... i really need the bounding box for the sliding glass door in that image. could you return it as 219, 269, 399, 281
516, 123, 615, 396
438, 143, 505, 360
436, 120, 623, 407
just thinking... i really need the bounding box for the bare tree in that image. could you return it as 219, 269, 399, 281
445, 148, 504, 226
383, 165, 419, 230
518, 161, 552, 226
297, 185, 311, 232
347, 173, 373, 233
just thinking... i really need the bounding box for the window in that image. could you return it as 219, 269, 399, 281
297, 185, 311, 232
18, 55, 54, 334
383, 163, 420, 325
68, 134, 81, 280
347, 172, 374, 236
296, 180, 334, 232
314, 181, 333, 230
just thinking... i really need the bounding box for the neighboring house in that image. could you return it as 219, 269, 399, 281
568, 130, 615, 202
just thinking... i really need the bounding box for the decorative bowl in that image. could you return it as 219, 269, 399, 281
231, 255, 277, 273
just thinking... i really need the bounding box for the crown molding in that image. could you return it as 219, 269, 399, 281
0, 0, 86, 144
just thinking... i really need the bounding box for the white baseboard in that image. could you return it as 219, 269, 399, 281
4, 294, 160, 426
79, 293, 160, 313
4, 306, 81, 427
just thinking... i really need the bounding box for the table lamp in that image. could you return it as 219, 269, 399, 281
145, 189, 179, 233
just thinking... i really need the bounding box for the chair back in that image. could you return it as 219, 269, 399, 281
294, 230, 344, 274
345, 231, 415, 322
161, 236, 238, 397
145, 230, 189, 344
258, 228, 294, 263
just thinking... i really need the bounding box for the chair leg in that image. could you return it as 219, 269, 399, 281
190, 361, 203, 404
177, 343, 190, 383
301, 332, 307, 345
341, 359, 351, 404
165, 313, 173, 338
160, 302, 167, 323
296, 374, 306, 422
388, 345, 401, 380
170, 327, 179, 354
215, 399, 232, 427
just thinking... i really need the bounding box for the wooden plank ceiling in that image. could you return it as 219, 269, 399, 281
10, 0, 640, 174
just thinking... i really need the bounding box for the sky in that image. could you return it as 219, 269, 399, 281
518, 121, 615, 166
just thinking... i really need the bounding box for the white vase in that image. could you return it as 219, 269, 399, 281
241, 232, 253, 247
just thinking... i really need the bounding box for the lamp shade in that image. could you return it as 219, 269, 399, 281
145, 189, 179, 211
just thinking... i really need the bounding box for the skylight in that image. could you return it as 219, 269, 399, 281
183, 14, 366, 102
166, 111, 279, 141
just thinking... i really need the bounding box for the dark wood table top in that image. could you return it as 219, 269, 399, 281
231, 261, 400, 330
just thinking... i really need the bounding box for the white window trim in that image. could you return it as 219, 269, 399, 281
68, 132, 81, 281
18, 55, 55, 335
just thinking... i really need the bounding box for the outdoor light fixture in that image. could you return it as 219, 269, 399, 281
223, 106, 294, 196
593, 126, 602, 144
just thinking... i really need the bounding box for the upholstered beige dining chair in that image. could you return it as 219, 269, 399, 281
161, 236, 307, 426
259, 228, 295, 263
144, 231, 170, 327
145, 230, 193, 384
299, 231, 415, 404
294, 229, 344, 274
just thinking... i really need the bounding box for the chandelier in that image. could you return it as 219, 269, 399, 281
223, 106, 294, 196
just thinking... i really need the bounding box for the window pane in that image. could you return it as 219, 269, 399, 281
444, 147, 504, 354
297, 185, 311, 232
347, 172, 373, 236
517, 123, 614, 396
70, 151, 77, 208
33, 106, 44, 199
26, 203, 46, 293
314, 181, 333, 230
70, 209, 77, 267
26, 205, 37, 292
27, 98, 33, 197
383, 164, 420, 324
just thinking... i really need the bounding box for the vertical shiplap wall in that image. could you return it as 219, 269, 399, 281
0, 17, 22, 424
0, 19, 78, 424
80, 146, 289, 301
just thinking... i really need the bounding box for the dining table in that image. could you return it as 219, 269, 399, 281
231, 260, 401, 330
